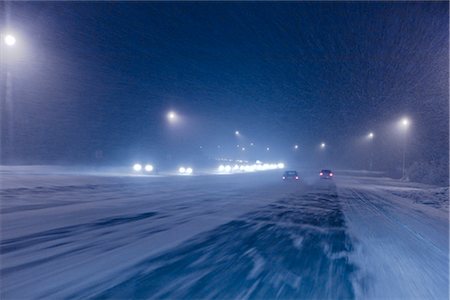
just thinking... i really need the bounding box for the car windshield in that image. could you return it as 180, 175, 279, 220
1, 2, 448, 299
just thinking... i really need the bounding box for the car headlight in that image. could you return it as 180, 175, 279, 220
145, 164, 154, 172
133, 163, 142, 172
186, 167, 193, 174
179, 167, 186, 174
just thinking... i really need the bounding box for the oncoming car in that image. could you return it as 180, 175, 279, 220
320, 169, 334, 179
282, 170, 299, 180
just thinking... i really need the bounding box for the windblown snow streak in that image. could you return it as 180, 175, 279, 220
92, 184, 356, 299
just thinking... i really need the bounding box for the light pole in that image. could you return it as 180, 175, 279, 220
367, 132, 374, 170
399, 118, 410, 178
1, 33, 17, 162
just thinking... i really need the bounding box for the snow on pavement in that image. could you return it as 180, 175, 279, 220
0, 167, 448, 299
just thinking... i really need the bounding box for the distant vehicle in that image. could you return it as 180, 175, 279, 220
320, 169, 334, 179
282, 170, 299, 180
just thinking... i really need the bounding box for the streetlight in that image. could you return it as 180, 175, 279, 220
294, 144, 299, 150
399, 117, 410, 178
401, 118, 410, 127
235, 130, 240, 136
167, 111, 177, 122
1, 33, 17, 161
367, 132, 374, 170
320, 142, 326, 149
266, 147, 270, 151
3, 34, 16, 46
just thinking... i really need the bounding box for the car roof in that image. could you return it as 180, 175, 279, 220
284, 170, 297, 173
321, 169, 332, 172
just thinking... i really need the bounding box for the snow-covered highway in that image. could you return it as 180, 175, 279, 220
0, 168, 448, 299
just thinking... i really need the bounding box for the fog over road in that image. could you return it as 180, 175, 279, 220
1, 167, 448, 299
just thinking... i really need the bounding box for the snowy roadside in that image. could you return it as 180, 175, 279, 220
337, 176, 449, 299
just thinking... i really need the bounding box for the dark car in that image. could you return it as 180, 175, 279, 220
283, 170, 299, 180
320, 169, 334, 179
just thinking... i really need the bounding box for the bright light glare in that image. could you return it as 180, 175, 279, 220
320, 143, 326, 148
266, 147, 270, 151
401, 118, 410, 127
294, 145, 299, 149
167, 111, 177, 122
218, 161, 287, 173
368, 132, 374, 139
235, 130, 240, 135
144, 164, 154, 172
186, 167, 193, 174
4, 34, 16, 46
179, 167, 186, 174
133, 163, 142, 172
244, 165, 255, 172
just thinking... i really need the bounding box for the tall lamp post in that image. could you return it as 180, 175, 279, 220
367, 132, 374, 170
399, 118, 410, 178
1, 33, 17, 162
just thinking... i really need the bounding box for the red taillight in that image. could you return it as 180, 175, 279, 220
320, 172, 323, 176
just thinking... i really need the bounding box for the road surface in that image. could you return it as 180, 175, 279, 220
1, 167, 448, 299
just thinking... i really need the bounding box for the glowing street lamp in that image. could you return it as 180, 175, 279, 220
235, 130, 240, 136
3, 34, 16, 46
399, 117, 410, 178
294, 144, 299, 150
266, 147, 270, 151
400, 118, 410, 128
320, 142, 326, 149
367, 132, 374, 170
167, 111, 177, 122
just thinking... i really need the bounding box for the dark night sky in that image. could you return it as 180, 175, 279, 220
1, 1, 448, 171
